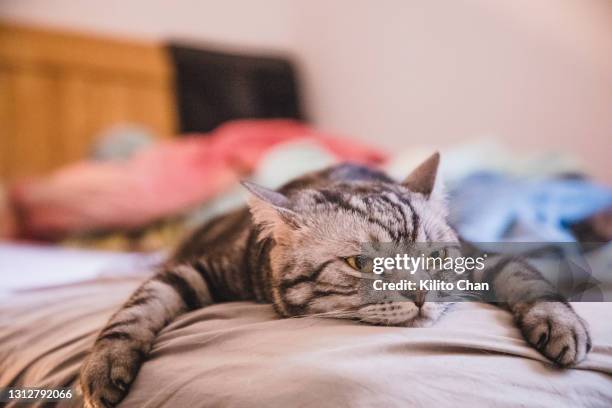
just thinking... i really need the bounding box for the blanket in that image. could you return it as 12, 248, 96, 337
10, 120, 386, 240
1, 276, 611, 408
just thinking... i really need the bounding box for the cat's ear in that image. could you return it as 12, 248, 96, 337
241, 181, 299, 237
402, 152, 440, 198
242, 181, 290, 209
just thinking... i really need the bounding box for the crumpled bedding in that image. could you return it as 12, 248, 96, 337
1, 276, 611, 408
449, 172, 612, 243
10, 119, 386, 241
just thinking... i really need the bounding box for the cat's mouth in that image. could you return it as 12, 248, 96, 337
357, 301, 451, 327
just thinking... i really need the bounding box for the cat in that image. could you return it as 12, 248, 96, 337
80, 153, 591, 408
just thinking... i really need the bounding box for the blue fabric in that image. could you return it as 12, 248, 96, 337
449, 172, 612, 242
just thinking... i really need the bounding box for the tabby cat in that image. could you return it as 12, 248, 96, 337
80, 153, 591, 408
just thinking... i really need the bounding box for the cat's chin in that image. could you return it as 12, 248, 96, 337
402, 314, 442, 327
358, 301, 453, 327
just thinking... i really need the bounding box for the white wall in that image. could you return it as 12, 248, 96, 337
2, 0, 611, 180
0, 0, 295, 51
292, 0, 612, 181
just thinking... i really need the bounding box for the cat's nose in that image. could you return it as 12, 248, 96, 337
401, 289, 428, 307
414, 290, 427, 308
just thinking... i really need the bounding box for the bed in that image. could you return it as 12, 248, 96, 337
0, 245, 611, 408
1, 22, 611, 408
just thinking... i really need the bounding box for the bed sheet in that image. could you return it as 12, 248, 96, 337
1, 276, 611, 408
0, 243, 161, 296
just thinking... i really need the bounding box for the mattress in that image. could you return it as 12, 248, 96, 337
1, 274, 611, 408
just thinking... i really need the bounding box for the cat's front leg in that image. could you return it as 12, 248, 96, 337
80, 332, 151, 408
81, 263, 212, 408
514, 300, 591, 366
477, 257, 591, 366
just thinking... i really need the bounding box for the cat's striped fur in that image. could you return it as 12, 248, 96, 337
80, 153, 591, 408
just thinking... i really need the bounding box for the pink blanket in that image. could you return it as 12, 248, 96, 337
11, 120, 386, 239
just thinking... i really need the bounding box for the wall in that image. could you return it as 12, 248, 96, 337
0, 0, 295, 51
1, 0, 611, 180
293, 0, 612, 180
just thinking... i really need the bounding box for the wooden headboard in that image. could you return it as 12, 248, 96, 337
0, 23, 177, 180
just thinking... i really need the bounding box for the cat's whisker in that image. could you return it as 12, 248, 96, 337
287, 309, 359, 320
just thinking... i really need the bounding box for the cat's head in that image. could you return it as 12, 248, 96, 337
243, 153, 459, 327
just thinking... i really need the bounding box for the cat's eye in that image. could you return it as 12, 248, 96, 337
430, 249, 447, 259
344, 255, 373, 273
345, 256, 360, 270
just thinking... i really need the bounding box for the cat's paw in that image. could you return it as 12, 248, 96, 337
80, 340, 145, 408
519, 302, 591, 367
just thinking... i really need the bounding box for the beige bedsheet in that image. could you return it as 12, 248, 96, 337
1, 277, 611, 408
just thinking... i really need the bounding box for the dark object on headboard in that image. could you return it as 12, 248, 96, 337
167, 44, 305, 134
